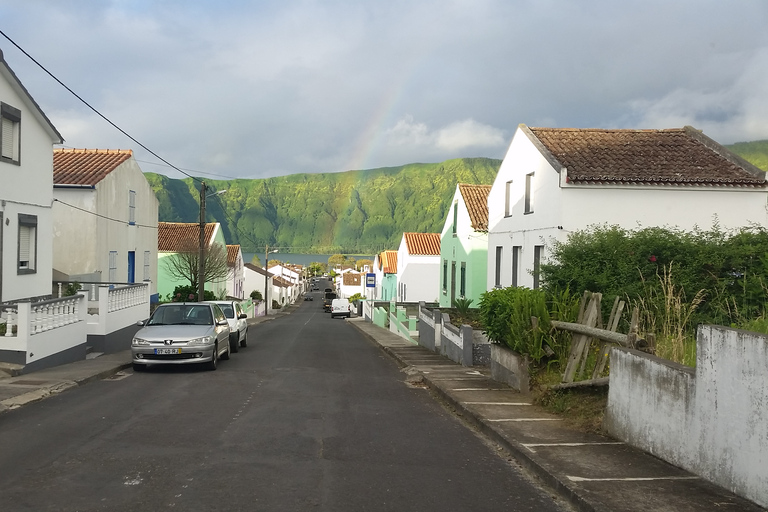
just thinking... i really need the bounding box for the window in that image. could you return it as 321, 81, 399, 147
129, 190, 136, 225
533, 245, 544, 289
18, 214, 37, 274
1, 103, 21, 165
442, 259, 448, 294
460, 262, 466, 297
494, 246, 502, 288
109, 251, 118, 282
504, 180, 513, 217
512, 246, 521, 287
524, 173, 534, 214
143, 251, 151, 281
452, 201, 458, 235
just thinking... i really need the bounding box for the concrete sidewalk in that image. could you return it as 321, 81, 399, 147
347, 317, 765, 512
0, 305, 299, 415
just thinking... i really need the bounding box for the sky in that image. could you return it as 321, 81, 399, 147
2, 0, 768, 180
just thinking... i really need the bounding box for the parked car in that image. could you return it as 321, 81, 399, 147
131, 303, 231, 372
206, 300, 248, 352
304, 295, 314, 301
331, 298, 351, 319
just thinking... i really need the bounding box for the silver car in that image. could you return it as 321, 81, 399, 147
131, 303, 231, 372
205, 300, 248, 353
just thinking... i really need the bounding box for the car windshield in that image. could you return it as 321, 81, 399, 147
148, 305, 213, 326
218, 304, 235, 318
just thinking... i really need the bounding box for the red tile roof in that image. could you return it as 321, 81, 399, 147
343, 273, 362, 286
458, 184, 491, 231
526, 126, 766, 187
380, 250, 398, 274
158, 222, 216, 252
53, 148, 133, 185
403, 232, 441, 256
226, 245, 241, 267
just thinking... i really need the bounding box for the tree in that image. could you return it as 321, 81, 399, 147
251, 254, 261, 266
308, 262, 326, 276
328, 254, 347, 267
163, 241, 231, 291
355, 259, 373, 271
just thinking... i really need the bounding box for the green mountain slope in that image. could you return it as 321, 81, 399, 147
726, 140, 768, 171
146, 157, 501, 253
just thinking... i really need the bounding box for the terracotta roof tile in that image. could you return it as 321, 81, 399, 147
527, 126, 766, 187
380, 250, 398, 274
53, 148, 133, 185
158, 222, 216, 252
226, 245, 240, 267
404, 232, 441, 256
458, 184, 491, 231
343, 273, 361, 286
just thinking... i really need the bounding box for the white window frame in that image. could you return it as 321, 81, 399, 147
129, 190, 136, 225
17, 214, 37, 274
504, 180, 513, 217
143, 250, 151, 281
1, 102, 21, 165
525, 173, 534, 214
109, 251, 118, 282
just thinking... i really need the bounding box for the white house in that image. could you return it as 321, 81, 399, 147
396, 232, 441, 302
243, 262, 271, 315
226, 244, 245, 299
439, 183, 491, 308
372, 250, 398, 301
0, 49, 63, 303
487, 124, 768, 290
52, 148, 159, 301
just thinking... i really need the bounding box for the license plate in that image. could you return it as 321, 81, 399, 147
154, 348, 181, 355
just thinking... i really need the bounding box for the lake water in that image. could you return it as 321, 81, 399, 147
241, 253, 374, 267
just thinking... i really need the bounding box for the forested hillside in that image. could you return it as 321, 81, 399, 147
726, 140, 768, 171
146, 157, 501, 253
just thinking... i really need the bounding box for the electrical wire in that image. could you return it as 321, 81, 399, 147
0, 29, 201, 184
53, 198, 158, 229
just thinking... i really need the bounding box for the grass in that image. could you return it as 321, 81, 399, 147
531, 368, 609, 433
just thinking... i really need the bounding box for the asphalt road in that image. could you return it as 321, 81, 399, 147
0, 290, 568, 511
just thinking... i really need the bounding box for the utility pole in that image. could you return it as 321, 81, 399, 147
198, 181, 206, 302
264, 244, 269, 315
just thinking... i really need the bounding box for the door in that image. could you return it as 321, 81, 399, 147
127, 251, 135, 284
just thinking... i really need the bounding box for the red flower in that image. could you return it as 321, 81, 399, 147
188, 293, 195, 299
649, 255, 657, 262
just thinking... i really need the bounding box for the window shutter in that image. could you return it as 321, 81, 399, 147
19, 225, 30, 265
1, 117, 14, 159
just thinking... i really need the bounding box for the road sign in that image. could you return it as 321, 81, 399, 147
366, 273, 376, 287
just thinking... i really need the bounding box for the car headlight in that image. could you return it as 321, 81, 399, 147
188, 336, 214, 346
132, 337, 150, 346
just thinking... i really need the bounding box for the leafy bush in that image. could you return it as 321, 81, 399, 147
452, 297, 474, 315
171, 284, 215, 302
272, 299, 282, 310
348, 293, 364, 302
479, 287, 558, 363
63, 281, 82, 297
250, 290, 263, 302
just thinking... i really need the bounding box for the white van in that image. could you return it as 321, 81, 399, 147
330, 298, 351, 319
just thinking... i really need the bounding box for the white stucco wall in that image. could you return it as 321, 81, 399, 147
0, 59, 60, 302
605, 325, 768, 508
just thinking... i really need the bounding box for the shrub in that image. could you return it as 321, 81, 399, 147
171, 284, 215, 302
452, 297, 474, 315
348, 293, 363, 302
479, 287, 557, 363
250, 290, 263, 302
272, 299, 281, 309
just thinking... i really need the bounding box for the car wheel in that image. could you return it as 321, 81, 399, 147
133, 363, 146, 372
240, 329, 247, 348
222, 339, 231, 360
205, 345, 219, 370
230, 332, 239, 353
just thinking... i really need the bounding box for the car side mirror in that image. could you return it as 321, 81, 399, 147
238, 313, 247, 319
136, 319, 146, 326
217, 319, 229, 326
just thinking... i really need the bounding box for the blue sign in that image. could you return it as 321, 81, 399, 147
366, 273, 376, 287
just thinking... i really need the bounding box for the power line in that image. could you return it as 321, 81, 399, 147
53, 198, 158, 229
0, 29, 200, 183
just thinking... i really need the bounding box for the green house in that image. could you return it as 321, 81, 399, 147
439, 184, 491, 308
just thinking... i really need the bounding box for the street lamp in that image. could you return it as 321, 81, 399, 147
198, 183, 226, 302
264, 246, 278, 315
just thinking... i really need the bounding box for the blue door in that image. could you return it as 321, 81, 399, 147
127, 251, 135, 283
